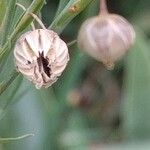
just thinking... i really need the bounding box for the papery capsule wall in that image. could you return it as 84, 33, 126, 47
77, 0, 135, 69
78, 14, 135, 69
14, 29, 69, 89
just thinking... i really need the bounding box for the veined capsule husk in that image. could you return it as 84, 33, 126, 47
78, 14, 135, 69
14, 29, 69, 89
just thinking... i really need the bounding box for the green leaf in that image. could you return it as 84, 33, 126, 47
0, 0, 16, 46
0, 74, 23, 120
123, 28, 150, 139
0, 70, 19, 96
54, 0, 70, 17
49, 0, 94, 34
0, 0, 7, 26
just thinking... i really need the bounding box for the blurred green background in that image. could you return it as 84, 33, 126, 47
1, 0, 150, 149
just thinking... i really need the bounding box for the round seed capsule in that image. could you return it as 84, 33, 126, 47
78, 0, 135, 70
14, 29, 69, 89
78, 14, 135, 69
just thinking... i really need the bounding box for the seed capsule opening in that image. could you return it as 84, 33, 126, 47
37, 51, 51, 78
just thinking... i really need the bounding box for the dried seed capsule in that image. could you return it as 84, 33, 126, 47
77, 0, 135, 69
14, 29, 69, 89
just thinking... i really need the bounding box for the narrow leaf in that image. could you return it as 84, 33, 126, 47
0, 75, 23, 120
123, 28, 150, 139
49, 0, 94, 34
0, 0, 16, 45
0, 70, 19, 96
0, 0, 7, 26
55, 0, 70, 17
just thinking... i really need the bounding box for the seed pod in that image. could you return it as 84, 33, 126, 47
77, 0, 135, 69
14, 29, 69, 89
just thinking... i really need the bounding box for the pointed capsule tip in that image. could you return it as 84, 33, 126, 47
104, 62, 115, 70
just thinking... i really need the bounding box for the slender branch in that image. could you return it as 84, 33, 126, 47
99, 0, 108, 14
0, 134, 34, 143
67, 40, 77, 47
16, 3, 35, 30
30, 13, 46, 29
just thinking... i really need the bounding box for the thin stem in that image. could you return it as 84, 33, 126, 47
16, 3, 35, 30
99, 0, 108, 14
67, 40, 77, 47
16, 3, 26, 11
0, 134, 34, 143
30, 13, 46, 29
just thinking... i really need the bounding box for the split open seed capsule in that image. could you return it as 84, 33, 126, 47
14, 29, 69, 89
